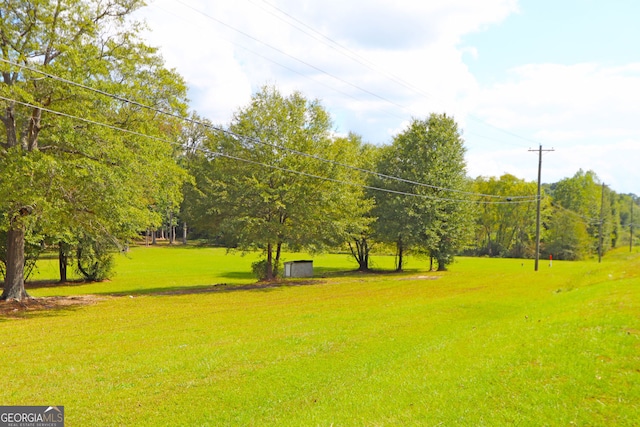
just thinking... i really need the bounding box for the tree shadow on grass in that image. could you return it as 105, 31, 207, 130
138, 268, 431, 297
7, 266, 430, 319
21, 275, 331, 298
25, 279, 88, 289
143, 279, 326, 297
216, 271, 255, 280
0, 295, 105, 321
1, 280, 314, 319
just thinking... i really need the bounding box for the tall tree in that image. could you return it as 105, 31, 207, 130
551, 170, 614, 257
371, 144, 425, 271
192, 86, 371, 280
372, 114, 471, 271
340, 134, 377, 272
179, 113, 234, 243
471, 174, 538, 258
543, 207, 591, 260
617, 193, 640, 249
0, 0, 189, 299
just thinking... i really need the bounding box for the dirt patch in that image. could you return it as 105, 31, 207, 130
399, 275, 441, 281
0, 295, 105, 319
1, 280, 326, 317
155, 279, 324, 296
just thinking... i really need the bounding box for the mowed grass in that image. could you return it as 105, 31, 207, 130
26, 245, 407, 296
2, 246, 639, 426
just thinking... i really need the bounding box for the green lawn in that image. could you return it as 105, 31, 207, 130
2, 246, 639, 426
26, 245, 409, 296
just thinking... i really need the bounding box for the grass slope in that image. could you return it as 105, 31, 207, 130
1, 247, 639, 426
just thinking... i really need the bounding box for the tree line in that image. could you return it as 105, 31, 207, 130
178, 87, 638, 280
1, 1, 638, 300
469, 170, 638, 261
179, 87, 471, 280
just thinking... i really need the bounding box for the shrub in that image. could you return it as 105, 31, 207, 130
251, 258, 280, 281
75, 236, 115, 281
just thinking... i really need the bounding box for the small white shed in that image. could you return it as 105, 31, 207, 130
283, 260, 313, 278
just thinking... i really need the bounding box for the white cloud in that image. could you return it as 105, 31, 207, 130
475, 63, 640, 133
137, 0, 516, 132
135, 0, 640, 193
465, 146, 535, 181
276, 0, 518, 49
544, 139, 640, 192
468, 62, 640, 192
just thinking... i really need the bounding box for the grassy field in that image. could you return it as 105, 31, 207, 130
1, 245, 639, 426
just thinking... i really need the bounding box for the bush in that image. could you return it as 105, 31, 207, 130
251, 258, 280, 281
75, 236, 115, 281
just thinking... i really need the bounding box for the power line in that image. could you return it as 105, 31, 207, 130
172, 0, 412, 115
0, 95, 169, 144
0, 58, 536, 201
242, 0, 539, 149
151, 1, 405, 121
170, 0, 535, 149
0, 93, 536, 206
549, 201, 601, 226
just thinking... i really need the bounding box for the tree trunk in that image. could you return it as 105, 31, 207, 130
168, 211, 174, 245
59, 241, 68, 283
437, 258, 447, 271
2, 102, 19, 148
266, 242, 274, 281
25, 107, 42, 150
275, 242, 282, 277
361, 239, 369, 271
396, 238, 404, 272
2, 228, 29, 300
348, 238, 370, 272
182, 223, 187, 245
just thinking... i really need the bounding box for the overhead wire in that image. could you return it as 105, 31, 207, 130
149, 1, 404, 120
0, 58, 537, 201
167, 0, 532, 148
0, 92, 537, 205
232, 0, 539, 148
172, 0, 413, 116
548, 201, 605, 227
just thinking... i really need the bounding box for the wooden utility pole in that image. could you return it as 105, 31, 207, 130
529, 145, 554, 271
630, 198, 634, 252
598, 182, 606, 263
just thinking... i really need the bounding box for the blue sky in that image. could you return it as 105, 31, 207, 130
458, 0, 640, 192
465, 0, 640, 82
137, 0, 640, 194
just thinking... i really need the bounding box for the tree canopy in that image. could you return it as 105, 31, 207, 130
184, 86, 372, 280
546, 170, 618, 260
471, 174, 539, 258
371, 114, 471, 271
0, 0, 190, 299
1, 4, 637, 297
